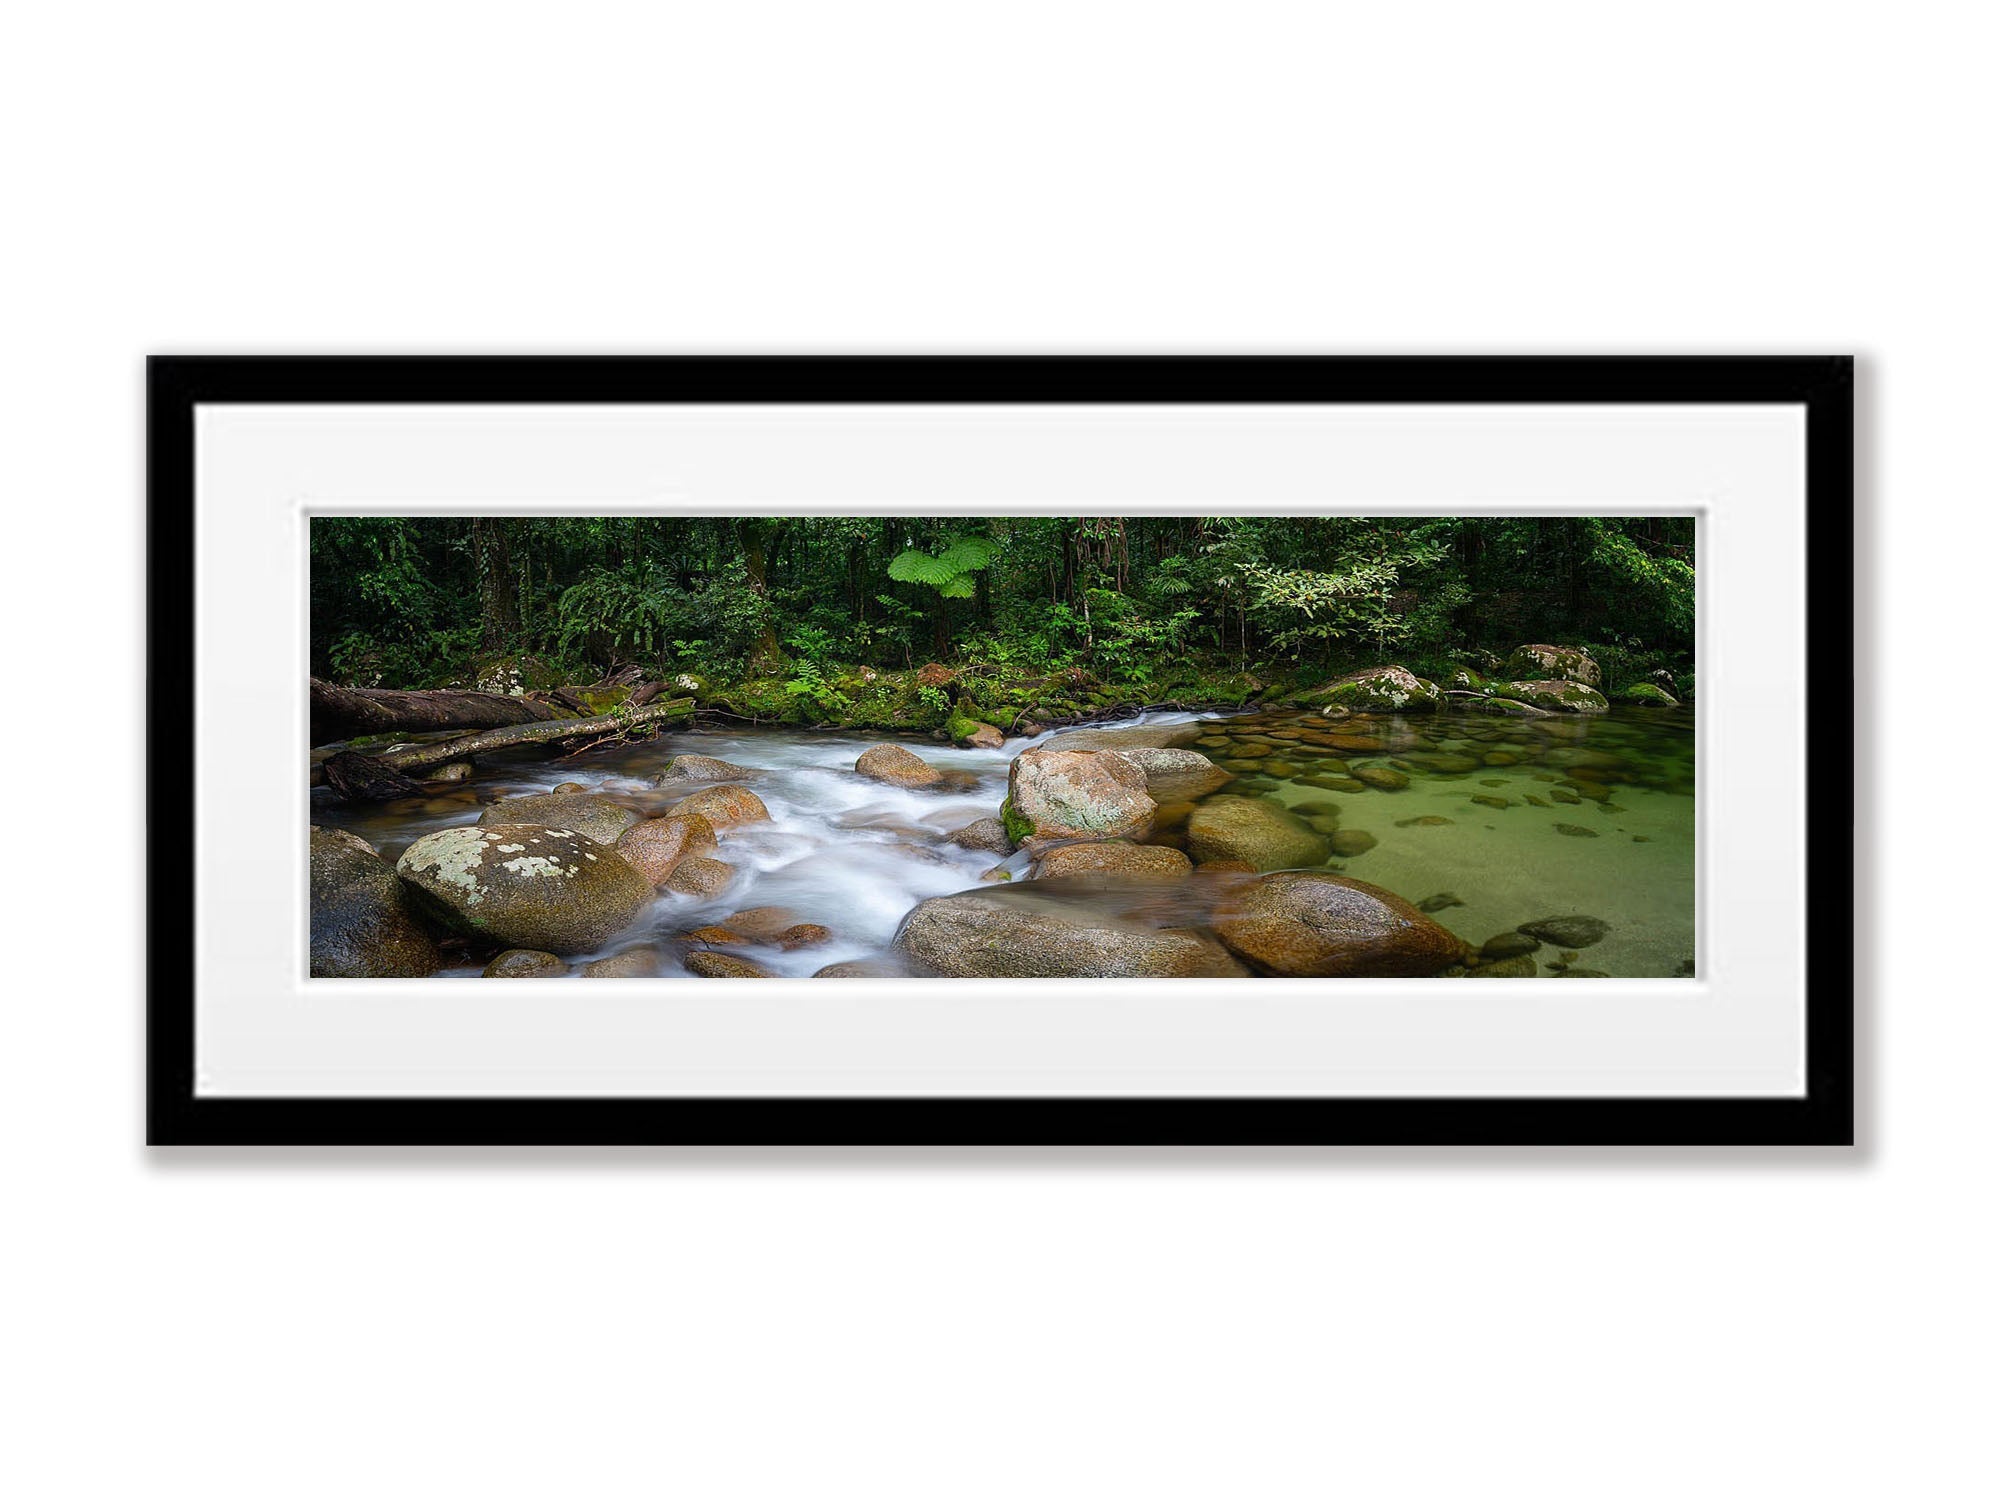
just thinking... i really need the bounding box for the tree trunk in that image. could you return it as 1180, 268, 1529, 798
734, 518, 784, 664
471, 518, 518, 651
367, 697, 696, 776
313, 697, 699, 799
320, 750, 427, 801
311, 677, 561, 745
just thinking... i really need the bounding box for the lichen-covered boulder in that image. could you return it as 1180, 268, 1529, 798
1184, 797, 1330, 871
1039, 723, 1203, 753
1502, 644, 1602, 688
669, 784, 772, 827
1618, 682, 1680, 706
1107, 747, 1234, 802
650, 754, 759, 786
1212, 871, 1469, 977
309, 826, 442, 977
615, 813, 719, 886
1006, 748, 1154, 843
1300, 665, 1443, 714
395, 823, 653, 955
483, 949, 568, 978
1031, 841, 1193, 882
855, 743, 944, 788
893, 889, 1246, 977
477, 792, 641, 846
1498, 679, 1611, 714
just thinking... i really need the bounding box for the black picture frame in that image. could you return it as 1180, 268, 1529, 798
148, 355, 1854, 1147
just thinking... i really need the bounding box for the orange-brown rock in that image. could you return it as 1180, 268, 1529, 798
1212, 871, 1469, 977
670, 783, 771, 827
615, 812, 720, 886
1032, 841, 1193, 882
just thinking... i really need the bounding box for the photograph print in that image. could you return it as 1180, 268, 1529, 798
309, 514, 1696, 983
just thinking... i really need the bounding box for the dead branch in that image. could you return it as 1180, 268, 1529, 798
310, 677, 560, 745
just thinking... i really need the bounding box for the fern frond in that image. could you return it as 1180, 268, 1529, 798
936, 537, 996, 575
887, 549, 960, 587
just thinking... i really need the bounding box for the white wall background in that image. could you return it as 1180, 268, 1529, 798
0, 4, 1984, 1496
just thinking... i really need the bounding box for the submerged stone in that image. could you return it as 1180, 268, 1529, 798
1185, 797, 1330, 871
1517, 914, 1611, 949
1031, 840, 1193, 882
1211, 871, 1467, 977
1350, 765, 1410, 791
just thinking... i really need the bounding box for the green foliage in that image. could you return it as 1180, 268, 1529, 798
887, 536, 996, 598
310, 514, 1694, 694
999, 797, 1034, 846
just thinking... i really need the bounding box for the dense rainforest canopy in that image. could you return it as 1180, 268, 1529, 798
311, 515, 1695, 706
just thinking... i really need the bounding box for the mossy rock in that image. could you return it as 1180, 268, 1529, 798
999, 796, 1036, 846
1498, 679, 1611, 714
468, 653, 561, 695
1618, 681, 1680, 706
1296, 665, 1444, 713
1501, 644, 1602, 688
570, 685, 632, 715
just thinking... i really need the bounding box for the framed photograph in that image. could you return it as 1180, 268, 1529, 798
148, 356, 1853, 1145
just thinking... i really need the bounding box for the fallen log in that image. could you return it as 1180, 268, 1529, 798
321, 749, 427, 801
366, 696, 697, 777
311, 677, 561, 744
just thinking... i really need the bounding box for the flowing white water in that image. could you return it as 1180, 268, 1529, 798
315, 704, 1695, 977
318, 711, 1209, 976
